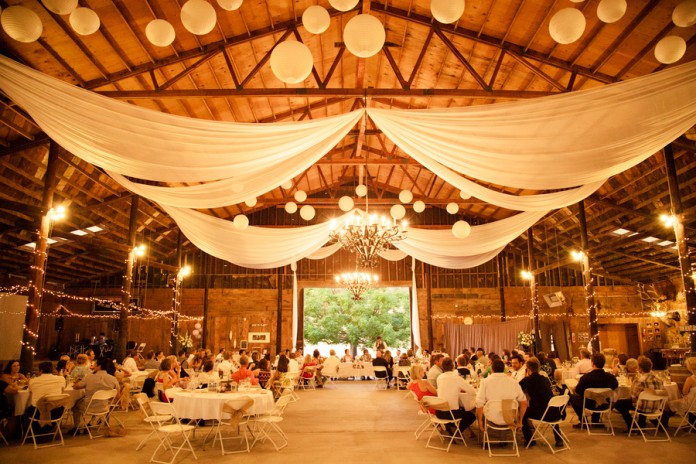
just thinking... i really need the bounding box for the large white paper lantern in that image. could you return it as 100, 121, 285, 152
398, 190, 413, 204
244, 197, 257, 207
303, 5, 330, 34
343, 14, 385, 58
300, 205, 315, 221
294, 190, 307, 203
390, 204, 406, 220
233, 214, 249, 230
181, 0, 217, 36
459, 190, 471, 200
285, 202, 298, 214
654, 36, 687, 64
146, 19, 175, 47
597, 0, 626, 23
431, 0, 465, 24
452, 220, 471, 239
549, 8, 586, 44
216, 0, 243, 11
1, 6, 43, 43
329, 0, 359, 12
413, 200, 425, 213
70, 7, 100, 35
338, 196, 354, 212
281, 180, 294, 189
446, 202, 459, 214
270, 40, 314, 84
42, 0, 78, 15
673, 0, 696, 27
355, 184, 367, 197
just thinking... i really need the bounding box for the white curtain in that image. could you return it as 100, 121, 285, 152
291, 262, 298, 350
411, 258, 421, 349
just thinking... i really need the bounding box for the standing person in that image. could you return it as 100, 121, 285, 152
519, 357, 564, 448
70, 358, 120, 434
570, 353, 618, 427
373, 336, 387, 352
437, 357, 477, 436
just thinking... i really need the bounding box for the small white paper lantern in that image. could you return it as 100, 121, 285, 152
181, 0, 217, 36
413, 200, 425, 213
233, 214, 249, 230
294, 190, 307, 203
146, 19, 175, 47
244, 197, 257, 208
446, 202, 459, 215
216, 0, 243, 11
300, 205, 315, 221
459, 190, 471, 200
281, 180, 294, 189
398, 190, 413, 204
285, 202, 298, 214
431, 0, 465, 24
69, 7, 100, 35
597, 0, 626, 24
343, 14, 385, 58
673, 0, 696, 27
338, 196, 354, 212
655, 36, 687, 64
192, 329, 200, 337
390, 204, 406, 220
452, 220, 471, 239
303, 5, 330, 34
1, 6, 43, 43
42, 0, 78, 15
328, 0, 359, 12
270, 40, 314, 84
549, 8, 586, 44
355, 184, 367, 197
194, 322, 202, 329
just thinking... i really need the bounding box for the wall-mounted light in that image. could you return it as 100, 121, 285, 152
48, 205, 66, 222
520, 270, 533, 280
134, 244, 146, 257
660, 213, 676, 227
571, 250, 585, 262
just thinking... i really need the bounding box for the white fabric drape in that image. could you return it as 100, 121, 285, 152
411, 258, 421, 349
367, 60, 696, 190
291, 262, 298, 350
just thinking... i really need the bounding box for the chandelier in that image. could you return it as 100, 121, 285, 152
329, 212, 407, 267
335, 271, 378, 300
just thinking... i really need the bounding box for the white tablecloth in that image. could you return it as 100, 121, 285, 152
555, 368, 579, 385
336, 363, 375, 379
167, 388, 274, 420
11, 387, 84, 416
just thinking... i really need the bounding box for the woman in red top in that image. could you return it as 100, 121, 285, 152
408, 364, 437, 413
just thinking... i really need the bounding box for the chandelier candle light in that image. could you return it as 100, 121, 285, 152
335, 271, 378, 300
329, 211, 407, 268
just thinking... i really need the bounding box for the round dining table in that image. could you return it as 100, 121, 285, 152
166, 387, 274, 420
11, 386, 84, 416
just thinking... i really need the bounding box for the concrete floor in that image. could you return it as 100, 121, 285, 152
1, 381, 693, 463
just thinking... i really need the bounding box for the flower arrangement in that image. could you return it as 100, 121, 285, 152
517, 331, 533, 347
178, 331, 193, 349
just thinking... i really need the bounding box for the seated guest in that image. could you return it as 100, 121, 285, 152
397, 352, 411, 386
28, 361, 64, 409
217, 351, 236, 379
409, 364, 437, 403
154, 358, 182, 402
436, 357, 476, 435
625, 358, 639, 379
197, 360, 217, 386
520, 357, 564, 447
548, 351, 562, 369
575, 349, 593, 374
509, 354, 527, 382
268, 354, 289, 392
360, 349, 372, 363
456, 355, 471, 378
340, 349, 353, 363
426, 354, 445, 388
537, 352, 556, 379
384, 350, 395, 384
122, 350, 140, 375
668, 356, 696, 418
0, 362, 19, 419
372, 350, 390, 388
2, 360, 27, 385
256, 359, 272, 388
142, 350, 161, 370
322, 349, 341, 380
69, 354, 92, 383
570, 353, 618, 427
475, 359, 527, 431
231, 356, 259, 386
70, 358, 120, 433
311, 349, 325, 383
56, 355, 74, 377
612, 353, 629, 375
189, 355, 203, 374
615, 356, 667, 431
287, 352, 300, 373
301, 354, 322, 387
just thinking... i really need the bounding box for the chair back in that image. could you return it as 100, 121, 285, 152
86, 388, 117, 414
150, 400, 177, 418
584, 387, 613, 407
373, 366, 388, 378
635, 391, 668, 414
222, 396, 254, 417
421, 396, 449, 412
484, 399, 519, 427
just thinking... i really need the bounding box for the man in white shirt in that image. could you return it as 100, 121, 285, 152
28, 361, 65, 408
122, 350, 140, 375
427, 354, 445, 388
287, 352, 300, 373
509, 355, 527, 382
437, 357, 477, 434
217, 351, 236, 378
476, 359, 528, 430
576, 349, 593, 374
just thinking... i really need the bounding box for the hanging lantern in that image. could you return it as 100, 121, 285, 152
146, 19, 176, 47
284, 202, 298, 214
446, 202, 459, 214
303, 5, 330, 34
343, 14, 385, 58
654, 36, 687, 64
459, 190, 471, 200
244, 197, 257, 207
294, 190, 308, 203
549, 8, 586, 44
452, 220, 471, 239
338, 196, 354, 212
270, 40, 314, 84
233, 214, 249, 230
597, 0, 626, 24
398, 190, 413, 204
216, 0, 243, 11
281, 180, 294, 189
431, 0, 465, 24
194, 322, 202, 329
42, 0, 78, 15
355, 184, 367, 197
328, 0, 359, 12
413, 200, 425, 213
181, 0, 217, 36
673, 0, 696, 27
300, 205, 315, 221
69, 7, 100, 35
390, 204, 406, 220
1, 6, 43, 43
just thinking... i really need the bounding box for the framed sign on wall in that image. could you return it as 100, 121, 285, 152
248, 332, 270, 344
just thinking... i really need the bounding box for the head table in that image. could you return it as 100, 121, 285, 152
166, 387, 274, 420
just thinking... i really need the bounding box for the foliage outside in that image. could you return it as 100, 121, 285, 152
304, 287, 411, 354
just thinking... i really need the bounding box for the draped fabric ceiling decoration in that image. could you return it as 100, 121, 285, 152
0, 0, 694, 285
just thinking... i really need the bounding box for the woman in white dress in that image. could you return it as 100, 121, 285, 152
668, 357, 696, 415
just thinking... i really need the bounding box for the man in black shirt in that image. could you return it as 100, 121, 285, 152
570, 353, 618, 425
372, 351, 390, 388
519, 358, 563, 447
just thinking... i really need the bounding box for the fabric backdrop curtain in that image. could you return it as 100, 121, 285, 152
441, 318, 532, 358
411, 258, 421, 349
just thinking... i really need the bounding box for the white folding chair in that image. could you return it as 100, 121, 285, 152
209, 396, 253, 454
482, 399, 520, 457
250, 391, 292, 451
22, 394, 71, 449
298, 366, 316, 390
526, 394, 570, 454
581, 388, 614, 435
420, 396, 466, 452
396, 366, 411, 390
75, 389, 118, 439
674, 394, 696, 436
408, 391, 431, 440
628, 391, 671, 442
149, 401, 198, 464
373, 366, 389, 390
0, 418, 8, 445
135, 394, 173, 451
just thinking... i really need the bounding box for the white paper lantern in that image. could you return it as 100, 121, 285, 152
216, 0, 243, 11
300, 205, 315, 221
42, 0, 78, 15
390, 204, 406, 220
459, 190, 471, 200
655, 36, 687, 64
303, 5, 330, 34
446, 202, 459, 215
285, 202, 298, 214
597, 0, 626, 23
281, 180, 294, 189
192, 329, 200, 337
430, 0, 465, 24
181, 0, 217, 36
673, 0, 696, 27
338, 196, 354, 212
413, 200, 426, 213
194, 322, 202, 329
549, 8, 586, 44
570, 0, 585, 2
1, 6, 43, 43
244, 197, 257, 207
69, 7, 100, 35
294, 190, 307, 203
329, 0, 359, 12
233, 214, 249, 230
398, 190, 413, 204
343, 14, 385, 58
355, 184, 367, 197
270, 40, 314, 84
146, 19, 176, 47
452, 220, 471, 239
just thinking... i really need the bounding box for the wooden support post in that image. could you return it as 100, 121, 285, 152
202, 254, 209, 350
497, 253, 507, 321
170, 231, 183, 355
527, 229, 540, 353
578, 200, 600, 353
276, 267, 283, 356
116, 196, 139, 362
425, 264, 433, 350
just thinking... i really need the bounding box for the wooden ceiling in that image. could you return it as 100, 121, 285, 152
0, 0, 695, 287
